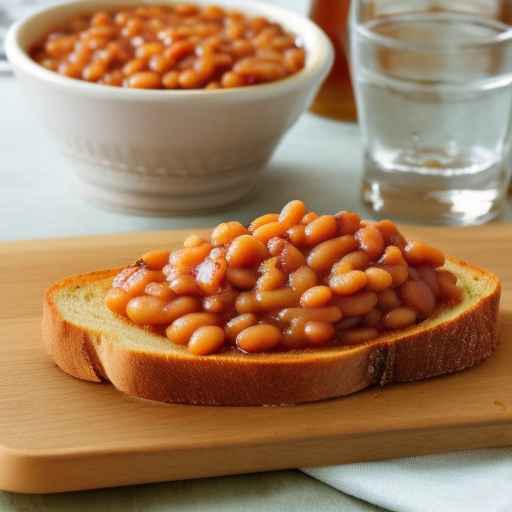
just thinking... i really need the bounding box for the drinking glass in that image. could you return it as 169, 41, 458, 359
350, 0, 512, 225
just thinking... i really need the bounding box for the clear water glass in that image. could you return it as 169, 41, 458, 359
350, 0, 512, 225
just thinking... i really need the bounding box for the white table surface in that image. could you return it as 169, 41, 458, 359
1, 1, 511, 510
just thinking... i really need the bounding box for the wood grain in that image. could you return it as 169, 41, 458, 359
0, 225, 511, 493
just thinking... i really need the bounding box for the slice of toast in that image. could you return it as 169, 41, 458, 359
42, 257, 500, 406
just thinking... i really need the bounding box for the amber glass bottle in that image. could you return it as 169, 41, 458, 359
309, 0, 356, 121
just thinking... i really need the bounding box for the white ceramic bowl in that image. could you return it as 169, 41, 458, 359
6, 0, 333, 215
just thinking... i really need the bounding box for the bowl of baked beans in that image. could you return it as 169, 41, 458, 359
5, 1, 333, 215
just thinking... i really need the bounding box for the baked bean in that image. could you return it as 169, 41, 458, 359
284, 48, 305, 72
226, 235, 267, 268
82, 60, 107, 81
272, 35, 294, 51
334, 291, 378, 316
218, 70, 243, 88
89, 26, 117, 40
126, 295, 173, 325
166, 312, 220, 345
437, 270, 463, 302
202, 5, 225, 19
265, 238, 285, 258
236, 324, 282, 353
340, 327, 379, 344
101, 70, 124, 86
374, 220, 402, 243
249, 16, 269, 34
256, 288, 299, 309
408, 267, 420, 281
417, 266, 440, 297
183, 234, 206, 248
227, 267, 258, 289
196, 256, 227, 295
355, 226, 384, 260
437, 269, 457, 285
301, 212, 319, 224
304, 321, 335, 345
202, 286, 236, 313
123, 58, 147, 76
289, 265, 318, 294
141, 249, 170, 270
178, 69, 202, 88
279, 242, 306, 273
286, 224, 307, 247
162, 296, 202, 322
149, 53, 174, 73
112, 265, 138, 288
204, 246, 225, 260
279, 200, 306, 229
336, 316, 362, 330
335, 211, 361, 235
194, 55, 216, 80
126, 71, 161, 88
399, 280, 436, 316
404, 241, 445, 268
307, 235, 358, 272
45, 35, 76, 58
91, 11, 111, 27
364, 308, 382, 328
145, 281, 175, 301
304, 215, 338, 246
253, 222, 286, 243
225, 313, 258, 341
122, 18, 143, 37
329, 271, 368, 296
211, 221, 248, 246
249, 213, 279, 232
258, 255, 279, 274
365, 267, 392, 292
257, 267, 287, 291
253, 27, 280, 48
332, 250, 370, 274
282, 318, 308, 348
379, 245, 406, 266
60, 60, 86, 78
231, 39, 254, 57
383, 307, 417, 329
170, 243, 212, 271
205, 81, 221, 89
377, 289, 401, 311
235, 291, 259, 314
123, 267, 165, 296
379, 264, 409, 287
300, 286, 333, 308
170, 274, 199, 295
114, 11, 130, 26
188, 325, 225, 355
167, 40, 195, 60
234, 57, 287, 81
105, 287, 131, 315
279, 306, 342, 323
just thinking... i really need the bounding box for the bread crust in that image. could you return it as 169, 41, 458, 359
42, 258, 501, 405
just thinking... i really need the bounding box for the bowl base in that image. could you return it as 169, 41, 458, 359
77, 176, 259, 216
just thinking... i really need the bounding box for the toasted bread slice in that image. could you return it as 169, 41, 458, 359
42, 257, 500, 405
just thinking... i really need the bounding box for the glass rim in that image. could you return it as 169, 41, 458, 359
351, 6, 512, 53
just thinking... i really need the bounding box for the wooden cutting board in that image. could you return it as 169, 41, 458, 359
0, 225, 511, 494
